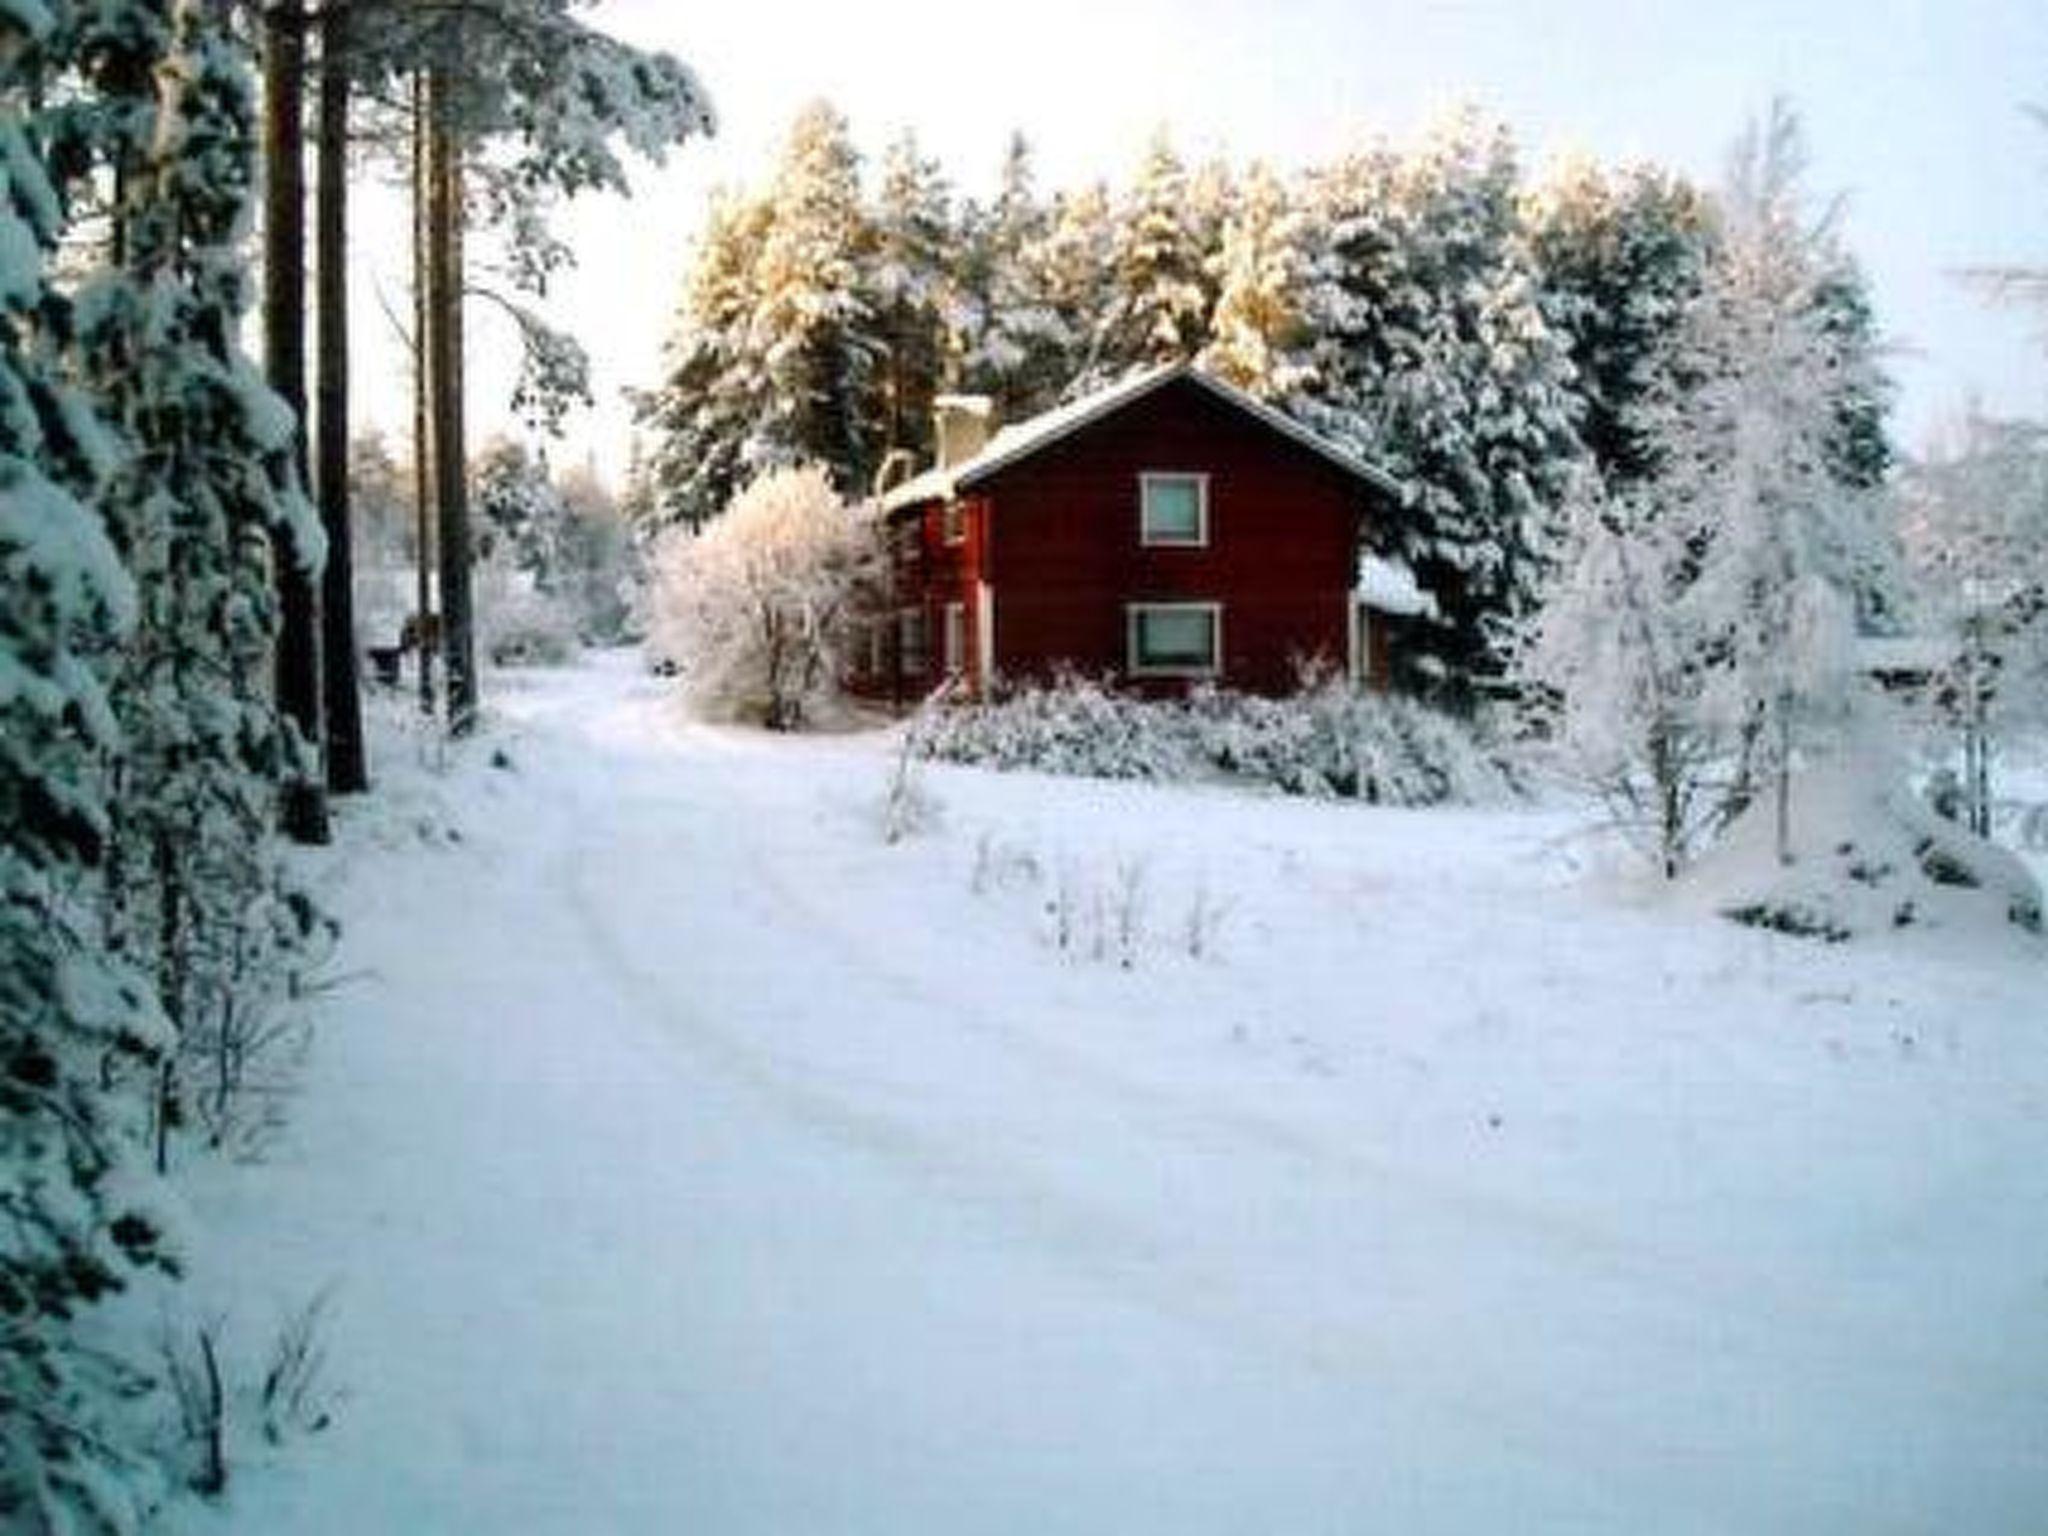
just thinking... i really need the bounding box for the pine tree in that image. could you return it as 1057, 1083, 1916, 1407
70, 0, 328, 1156
1526, 158, 1713, 489
1297, 115, 1584, 696
748, 100, 884, 492
951, 132, 1068, 420
1095, 128, 1213, 378
1200, 161, 1315, 400
1036, 179, 1116, 396
869, 130, 954, 462
2, 3, 176, 1524
369, 0, 714, 731
634, 187, 773, 532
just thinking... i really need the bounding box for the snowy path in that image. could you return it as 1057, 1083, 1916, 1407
175, 657, 2048, 1535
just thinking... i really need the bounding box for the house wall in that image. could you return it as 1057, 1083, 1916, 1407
981, 378, 1374, 696
851, 495, 992, 704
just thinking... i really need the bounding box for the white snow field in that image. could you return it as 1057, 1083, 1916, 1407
172, 653, 2048, 1535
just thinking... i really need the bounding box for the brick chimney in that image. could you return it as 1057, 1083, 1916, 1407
933, 394, 996, 469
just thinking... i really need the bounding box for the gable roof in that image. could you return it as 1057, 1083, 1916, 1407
879, 362, 1402, 512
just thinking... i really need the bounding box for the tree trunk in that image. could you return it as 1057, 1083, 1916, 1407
264, 0, 330, 843
425, 65, 477, 735
1773, 700, 1793, 867
316, 0, 366, 792
411, 70, 436, 717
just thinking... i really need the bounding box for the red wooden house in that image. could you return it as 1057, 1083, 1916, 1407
856, 363, 1424, 702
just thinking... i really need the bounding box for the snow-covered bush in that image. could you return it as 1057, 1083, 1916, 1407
477, 556, 580, 668
915, 671, 1201, 779
913, 676, 1513, 806
649, 466, 882, 728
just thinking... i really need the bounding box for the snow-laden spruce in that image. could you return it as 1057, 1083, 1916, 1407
1, 4, 176, 1526
67, 0, 329, 1165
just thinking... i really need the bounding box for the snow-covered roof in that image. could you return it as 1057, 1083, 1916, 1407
879, 363, 1402, 513
1354, 553, 1438, 618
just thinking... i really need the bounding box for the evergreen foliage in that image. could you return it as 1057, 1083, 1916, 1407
1525, 159, 1713, 489
2, 2, 171, 1526
1093, 129, 1214, 380
747, 101, 884, 495
950, 133, 1069, 421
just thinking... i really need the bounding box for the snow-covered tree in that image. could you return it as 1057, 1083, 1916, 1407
1526, 158, 1713, 489
747, 101, 884, 492
69, 0, 329, 1153
1199, 161, 1315, 400
869, 130, 954, 462
1665, 103, 1899, 858
1094, 129, 1214, 378
649, 465, 882, 729
634, 188, 774, 533
552, 458, 638, 643
1896, 410, 2048, 832
951, 132, 1069, 421
1524, 102, 1898, 871
1, 2, 177, 1525
1517, 477, 1732, 876
1298, 114, 1585, 696
1036, 179, 1116, 395
473, 436, 569, 584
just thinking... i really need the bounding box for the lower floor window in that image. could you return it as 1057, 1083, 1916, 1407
898, 609, 927, 678
1127, 602, 1221, 676
943, 601, 966, 676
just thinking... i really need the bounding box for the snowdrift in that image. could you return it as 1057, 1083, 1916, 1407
1685, 747, 2043, 943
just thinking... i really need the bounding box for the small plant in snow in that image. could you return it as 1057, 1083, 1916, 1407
160, 1319, 229, 1498
880, 724, 942, 844
158, 1290, 340, 1500
969, 831, 1043, 895
1183, 882, 1234, 960
1111, 857, 1149, 969
259, 1289, 339, 1446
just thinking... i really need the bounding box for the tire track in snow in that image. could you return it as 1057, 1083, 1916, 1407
547, 830, 1641, 1481
532, 675, 2045, 1522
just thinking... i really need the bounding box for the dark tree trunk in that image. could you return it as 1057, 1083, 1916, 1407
425, 65, 476, 734
316, 0, 367, 792
411, 70, 436, 717
264, 0, 330, 842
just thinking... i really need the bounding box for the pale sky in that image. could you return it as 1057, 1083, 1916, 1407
352, 0, 2048, 480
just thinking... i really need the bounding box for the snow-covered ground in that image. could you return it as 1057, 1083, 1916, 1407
170, 652, 2048, 1534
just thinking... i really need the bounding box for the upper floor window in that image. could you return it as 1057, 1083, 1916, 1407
941, 500, 967, 546
1140, 472, 1209, 546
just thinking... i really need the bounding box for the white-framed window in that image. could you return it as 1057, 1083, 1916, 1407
942, 601, 967, 676
1139, 472, 1209, 546
898, 609, 927, 678
1126, 602, 1221, 677
941, 500, 967, 546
